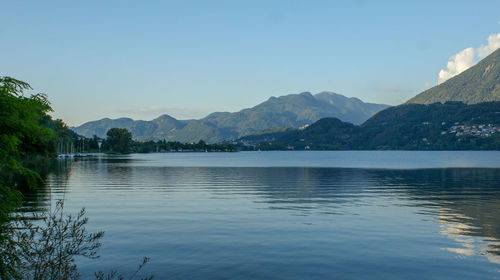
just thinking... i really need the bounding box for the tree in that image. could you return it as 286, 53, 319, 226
0, 76, 59, 278
1, 200, 104, 279
0, 78, 152, 278
0, 77, 56, 227
106, 128, 133, 154
1, 200, 153, 280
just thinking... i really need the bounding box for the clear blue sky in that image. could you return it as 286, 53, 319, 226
2, 0, 500, 125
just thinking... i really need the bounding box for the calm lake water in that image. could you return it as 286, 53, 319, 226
25, 151, 500, 279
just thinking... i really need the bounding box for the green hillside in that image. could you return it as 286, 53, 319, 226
358, 102, 500, 149
263, 102, 500, 150
237, 127, 296, 146
276, 118, 359, 150
407, 48, 500, 104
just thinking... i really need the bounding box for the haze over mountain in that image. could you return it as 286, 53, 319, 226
407, 48, 500, 104
72, 91, 389, 143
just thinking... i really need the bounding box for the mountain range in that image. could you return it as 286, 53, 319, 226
260, 101, 500, 150
72, 92, 389, 143
74, 47, 500, 146
253, 48, 500, 150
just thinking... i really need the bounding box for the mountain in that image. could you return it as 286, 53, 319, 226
164, 91, 388, 143
72, 91, 389, 143
407, 48, 500, 104
237, 127, 297, 146
314, 92, 389, 124
259, 49, 500, 150
72, 114, 191, 141
264, 102, 500, 150
357, 101, 500, 149
275, 118, 359, 150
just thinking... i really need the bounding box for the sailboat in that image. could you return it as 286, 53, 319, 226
58, 138, 75, 158
75, 138, 90, 157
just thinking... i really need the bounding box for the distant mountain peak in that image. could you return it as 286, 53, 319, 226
298, 91, 313, 96
116, 117, 134, 121
154, 114, 177, 121
316, 91, 339, 96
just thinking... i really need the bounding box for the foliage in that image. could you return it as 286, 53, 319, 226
358, 102, 500, 150
1, 200, 153, 280
65, 133, 238, 154
132, 139, 237, 153
0, 77, 154, 278
94, 257, 154, 280
106, 128, 133, 154
278, 118, 359, 150
262, 102, 500, 150
0, 76, 56, 227
0, 200, 104, 279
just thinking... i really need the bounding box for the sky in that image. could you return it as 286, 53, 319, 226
1, 0, 500, 126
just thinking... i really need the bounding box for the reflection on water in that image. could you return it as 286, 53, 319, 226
24, 153, 500, 279
21, 159, 74, 212
366, 169, 500, 267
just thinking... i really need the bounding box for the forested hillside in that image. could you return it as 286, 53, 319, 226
258, 102, 500, 150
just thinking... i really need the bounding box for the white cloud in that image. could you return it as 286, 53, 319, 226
438, 32, 500, 84
438, 47, 475, 84
477, 33, 500, 59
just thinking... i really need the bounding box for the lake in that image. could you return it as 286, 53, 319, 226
25, 151, 500, 279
